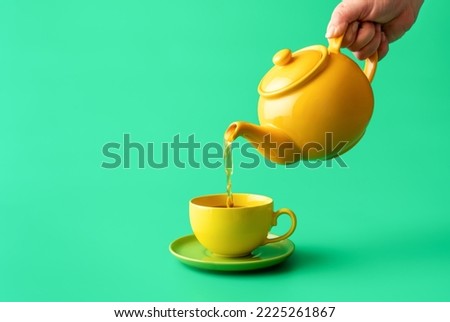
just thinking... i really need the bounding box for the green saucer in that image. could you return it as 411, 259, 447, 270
169, 234, 295, 271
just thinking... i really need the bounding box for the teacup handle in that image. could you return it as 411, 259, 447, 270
328, 35, 378, 83
264, 208, 297, 244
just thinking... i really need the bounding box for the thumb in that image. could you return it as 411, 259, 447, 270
326, 1, 371, 38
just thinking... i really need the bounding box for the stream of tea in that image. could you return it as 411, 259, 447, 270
224, 139, 234, 207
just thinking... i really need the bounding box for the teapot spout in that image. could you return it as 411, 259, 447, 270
224, 121, 301, 165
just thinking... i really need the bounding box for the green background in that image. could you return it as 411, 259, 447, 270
1, 0, 449, 301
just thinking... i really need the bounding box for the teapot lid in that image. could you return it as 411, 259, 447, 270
258, 45, 328, 98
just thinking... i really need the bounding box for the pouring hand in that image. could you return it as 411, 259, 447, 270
326, 0, 424, 60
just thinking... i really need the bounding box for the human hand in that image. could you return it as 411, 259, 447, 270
326, 0, 424, 60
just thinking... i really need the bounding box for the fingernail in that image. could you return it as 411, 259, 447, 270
325, 26, 336, 38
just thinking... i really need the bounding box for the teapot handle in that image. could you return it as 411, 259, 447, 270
328, 35, 378, 83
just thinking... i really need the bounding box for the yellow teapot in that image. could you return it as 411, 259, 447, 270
225, 36, 377, 164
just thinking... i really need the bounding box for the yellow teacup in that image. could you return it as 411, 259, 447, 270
189, 193, 297, 257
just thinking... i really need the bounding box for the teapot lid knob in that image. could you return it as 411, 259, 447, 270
272, 49, 292, 66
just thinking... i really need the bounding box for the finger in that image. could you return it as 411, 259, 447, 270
341, 21, 359, 48
377, 32, 389, 60
348, 22, 376, 52
353, 24, 382, 60
382, 9, 417, 43
326, 1, 371, 38
382, 23, 406, 43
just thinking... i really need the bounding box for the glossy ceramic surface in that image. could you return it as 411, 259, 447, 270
169, 234, 295, 271
225, 36, 378, 163
189, 193, 296, 257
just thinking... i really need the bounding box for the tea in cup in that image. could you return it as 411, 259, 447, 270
189, 193, 297, 257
